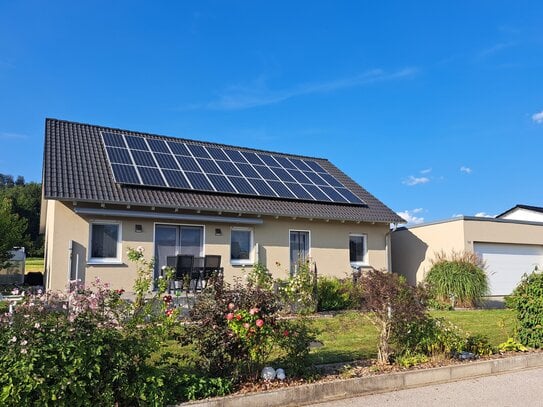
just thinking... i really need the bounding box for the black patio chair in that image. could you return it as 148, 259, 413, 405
202, 255, 223, 288
189, 257, 205, 292
175, 255, 194, 290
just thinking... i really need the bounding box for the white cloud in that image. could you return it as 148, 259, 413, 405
397, 209, 425, 225
478, 42, 515, 58
420, 168, 432, 174
475, 212, 494, 218
452, 213, 463, 218
532, 111, 543, 123
460, 166, 472, 174
196, 67, 418, 110
402, 176, 430, 186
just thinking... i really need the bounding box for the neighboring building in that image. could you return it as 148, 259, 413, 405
496, 204, 543, 223
392, 216, 543, 296
40, 119, 403, 291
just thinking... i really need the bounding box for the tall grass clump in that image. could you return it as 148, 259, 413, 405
425, 250, 489, 308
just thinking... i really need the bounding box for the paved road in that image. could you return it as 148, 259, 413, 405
312, 367, 543, 407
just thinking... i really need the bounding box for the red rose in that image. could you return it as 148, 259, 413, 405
256, 319, 264, 328
226, 312, 234, 321
283, 330, 289, 337
236, 314, 242, 321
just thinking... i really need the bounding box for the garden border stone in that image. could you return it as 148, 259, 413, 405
174, 353, 543, 407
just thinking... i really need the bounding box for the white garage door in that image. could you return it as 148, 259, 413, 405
474, 243, 543, 296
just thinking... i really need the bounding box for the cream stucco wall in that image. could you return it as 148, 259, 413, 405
391, 219, 466, 285
44, 201, 390, 292
391, 218, 543, 286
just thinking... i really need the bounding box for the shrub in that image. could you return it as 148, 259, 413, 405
352, 270, 427, 364
277, 260, 317, 314
425, 250, 489, 308
506, 269, 543, 348
395, 353, 428, 368
317, 277, 355, 311
0, 282, 169, 406
183, 280, 316, 380
245, 263, 273, 291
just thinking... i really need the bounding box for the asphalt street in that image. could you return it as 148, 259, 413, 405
312, 367, 543, 407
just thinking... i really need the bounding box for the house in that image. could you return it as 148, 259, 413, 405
391, 215, 543, 296
40, 119, 403, 291
496, 204, 543, 223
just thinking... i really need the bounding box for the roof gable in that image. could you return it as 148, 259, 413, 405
42, 118, 404, 223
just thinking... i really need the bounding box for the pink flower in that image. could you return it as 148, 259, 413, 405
249, 307, 260, 315
165, 309, 174, 317
256, 319, 264, 328
243, 323, 250, 329
283, 330, 289, 337
228, 303, 235, 310
226, 312, 234, 321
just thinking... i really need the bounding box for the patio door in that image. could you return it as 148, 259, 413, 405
154, 225, 204, 279
290, 230, 310, 275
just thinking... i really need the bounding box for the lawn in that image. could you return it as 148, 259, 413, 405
307, 309, 515, 365
152, 309, 516, 368
25, 257, 44, 273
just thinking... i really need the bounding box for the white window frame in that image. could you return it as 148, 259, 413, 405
289, 229, 311, 275
88, 221, 122, 264
349, 233, 368, 267
230, 227, 254, 266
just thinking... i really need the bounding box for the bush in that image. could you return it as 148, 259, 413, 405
506, 270, 543, 348
277, 260, 317, 314
352, 270, 427, 364
425, 250, 489, 308
183, 280, 316, 380
0, 282, 170, 406
317, 277, 355, 311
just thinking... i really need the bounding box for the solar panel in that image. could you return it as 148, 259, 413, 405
100, 131, 365, 205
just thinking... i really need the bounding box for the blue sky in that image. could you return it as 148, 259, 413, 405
1, 1, 542, 224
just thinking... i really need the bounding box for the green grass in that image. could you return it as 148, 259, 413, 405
25, 257, 44, 273
307, 309, 515, 365
151, 309, 516, 369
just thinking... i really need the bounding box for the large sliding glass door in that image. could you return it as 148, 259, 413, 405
154, 225, 204, 279
289, 230, 310, 275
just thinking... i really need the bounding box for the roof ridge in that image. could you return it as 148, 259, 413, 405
46, 117, 330, 161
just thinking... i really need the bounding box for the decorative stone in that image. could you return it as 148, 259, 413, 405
276, 368, 286, 381
261, 366, 276, 381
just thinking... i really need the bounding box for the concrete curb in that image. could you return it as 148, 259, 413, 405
175, 353, 543, 407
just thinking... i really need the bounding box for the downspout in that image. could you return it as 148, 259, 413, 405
385, 223, 398, 273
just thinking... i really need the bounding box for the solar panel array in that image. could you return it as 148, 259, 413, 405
100, 132, 365, 205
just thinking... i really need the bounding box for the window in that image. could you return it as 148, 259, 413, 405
349, 234, 367, 266
89, 222, 121, 263
230, 228, 253, 265
290, 230, 310, 275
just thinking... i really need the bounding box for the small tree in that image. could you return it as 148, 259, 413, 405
354, 270, 426, 364
0, 198, 27, 267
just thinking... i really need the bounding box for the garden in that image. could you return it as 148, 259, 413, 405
1, 249, 541, 406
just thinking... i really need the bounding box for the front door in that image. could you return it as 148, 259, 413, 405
290, 230, 310, 275
154, 225, 204, 279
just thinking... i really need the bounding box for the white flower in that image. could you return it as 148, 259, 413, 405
34, 322, 41, 329
9, 336, 17, 343
20, 348, 27, 354
137, 246, 144, 253
11, 288, 19, 295
20, 340, 28, 346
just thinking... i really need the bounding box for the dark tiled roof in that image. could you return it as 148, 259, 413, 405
43, 118, 404, 223
496, 204, 543, 218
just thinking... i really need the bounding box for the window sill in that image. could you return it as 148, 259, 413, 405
230, 260, 254, 267
350, 262, 369, 268
87, 260, 123, 266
